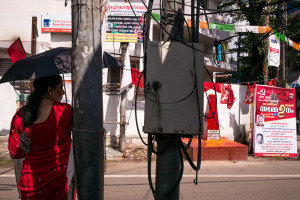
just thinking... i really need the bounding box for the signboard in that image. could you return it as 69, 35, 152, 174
254, 85, 297, 158
42, 14, 71, 33
107, 3, 146, 16
268, 35, 280, 67
105, 3, 146, 43
207, 130, 220, 140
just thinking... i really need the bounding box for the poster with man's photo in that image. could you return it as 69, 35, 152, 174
254, 85, 298, 157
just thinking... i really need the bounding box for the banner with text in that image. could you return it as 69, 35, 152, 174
268, 35, 280, 67
42, 14, 71, 33
254, 85, 297, 158
105, 3, 146, 43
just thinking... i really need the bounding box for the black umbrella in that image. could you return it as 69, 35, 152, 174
0, 47, 123, 84
0, 47, 71, 83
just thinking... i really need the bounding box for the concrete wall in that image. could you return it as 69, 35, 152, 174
103, 83, 251, 148
0, 0, 72, 51
102, 71, 146, 148
0, 82, 17, 135
204, 84, 251, 143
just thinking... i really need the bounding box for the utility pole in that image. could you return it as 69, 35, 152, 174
264, 0, 270, 85
119, 42, 129, 152
31, 16, 38, 56
283, 2, 287, 87
236, 33, 241, 81
155, 0, 184, 199
72, 0, 104, 199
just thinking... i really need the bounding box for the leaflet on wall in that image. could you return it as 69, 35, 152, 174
254, 85, 297, 158
61, 73, 72, 105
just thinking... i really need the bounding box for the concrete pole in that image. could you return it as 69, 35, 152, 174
119, 42, 129, 152
31, 16, 38, 56
155, 0, 184, 199
71, 1, 104, 199
283, 2, 287, 87
264, 0, 270, 85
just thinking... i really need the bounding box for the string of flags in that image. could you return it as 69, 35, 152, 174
186, 20, 300, 51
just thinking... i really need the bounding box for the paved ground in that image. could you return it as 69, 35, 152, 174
0, 135, 300, 200
1, 160, 300, 200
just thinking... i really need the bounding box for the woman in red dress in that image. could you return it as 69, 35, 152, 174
8, 75, 72, 200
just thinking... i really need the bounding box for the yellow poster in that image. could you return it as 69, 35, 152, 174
105, 33, 138, 43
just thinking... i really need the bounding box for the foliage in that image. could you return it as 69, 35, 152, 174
0, 158, 13, 166
218, 0, 300, 83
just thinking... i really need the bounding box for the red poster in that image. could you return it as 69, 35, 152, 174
254, 85, 297, 157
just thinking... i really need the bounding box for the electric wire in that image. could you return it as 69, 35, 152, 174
134, 70, 148, 146
145, 85, 196, 105
140, 0, 214, 54
147, 134, 184, 198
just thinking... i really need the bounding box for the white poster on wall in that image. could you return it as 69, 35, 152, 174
42, 14, 71, 33
268, 35, 280, 67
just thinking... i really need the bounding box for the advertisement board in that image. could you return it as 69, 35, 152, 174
268, 35, 280, 67
42, 14, 71, 33
107, 3, 146, 16
254, 85, 297, 157
105, 3, 146, 43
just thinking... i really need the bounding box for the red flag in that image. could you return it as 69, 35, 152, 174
204, 82, 221, 93
267, 78, 276, 86
7, 38, 26, 64
244, 83, 255, 104
220, 84, 235, 109
131, 67, 144, 88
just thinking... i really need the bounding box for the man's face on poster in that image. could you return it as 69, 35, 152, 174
258, 115, 264, 124
256, 134, 263, 144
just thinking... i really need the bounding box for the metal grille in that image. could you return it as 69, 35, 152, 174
0, 59, 12, 76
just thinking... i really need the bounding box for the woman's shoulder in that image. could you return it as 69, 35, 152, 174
53, 102, 72, 113
53, 102, 72, 109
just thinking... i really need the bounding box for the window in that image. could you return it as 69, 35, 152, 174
105, 57, 142, 94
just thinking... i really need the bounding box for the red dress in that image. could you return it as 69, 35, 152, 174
8, 102, 72, 200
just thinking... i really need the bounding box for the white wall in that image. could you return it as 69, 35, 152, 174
0, 82, 17, 135
204, 84, 251, 142
103, 82, 251, 147
0, 0, 72, 51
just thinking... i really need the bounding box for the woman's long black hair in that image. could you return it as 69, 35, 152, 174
22, 75, 62, 128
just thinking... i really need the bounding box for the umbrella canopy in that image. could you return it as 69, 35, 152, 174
0, 47, 71, 83
103, 51, 123, 68
0, 47, 123, 84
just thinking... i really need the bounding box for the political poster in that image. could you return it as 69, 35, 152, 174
254, 85, 298, 158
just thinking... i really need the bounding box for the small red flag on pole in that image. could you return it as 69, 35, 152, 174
7, 37, 27, 64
